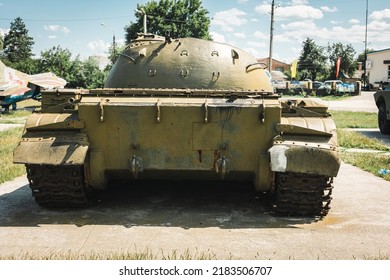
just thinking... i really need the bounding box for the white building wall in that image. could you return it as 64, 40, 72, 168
367, 49, 390, 88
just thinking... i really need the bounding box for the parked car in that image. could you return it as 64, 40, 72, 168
312, 81, 324, 89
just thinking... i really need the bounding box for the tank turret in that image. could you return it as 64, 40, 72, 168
105, 34, 273, 92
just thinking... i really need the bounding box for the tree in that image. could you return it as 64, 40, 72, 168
357, 48, 374, 63
327, 43, 357, 79
38, 46, 108, 88
3, 17, 34, 64
106, 43, 126, 65
79, 58, 106, 88
297, 38, 328, 81
124, 0, 211, 44
0, 35, 3, 53
38, 46, 83, 88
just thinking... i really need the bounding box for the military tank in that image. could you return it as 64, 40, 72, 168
13, 32, 340, 216
374, 89, 390, 134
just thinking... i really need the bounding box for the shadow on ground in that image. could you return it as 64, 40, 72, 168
0, 180, 318, 229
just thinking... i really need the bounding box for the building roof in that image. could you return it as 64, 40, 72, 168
367, 48, 390, 55
257, 57, 291, 67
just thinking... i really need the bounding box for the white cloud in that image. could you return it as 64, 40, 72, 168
369, 20, 390, 31
321, 6, 337, 13
44, 25, 70, 34
87, 39, 111, 54
234, 32, 246, 38
243, 47, 263, 58
61, 26, 70, 34
369, 8, 390, 21
281, 20, 316, 30
254, 31, 267, 39
0, 28, 8, 37
274, 34, 292, 43
48, 35, 58, 39
251, 18, 258, 22
255, 4, 270, 14
349, 19, 360, 25
212, 8, 248, 32
247, 41, 266, 48
330, 20, 341, 25
255, 4, 323, 20
237, 0, 249, 3
290, 0, 309, 5
210, 31, 225, 43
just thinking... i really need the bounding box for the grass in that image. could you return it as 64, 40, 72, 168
0, 127, 26, 184
319, 94, 352, 101
330, 111, 377, 128
0, 248, 221, 260
337, 129, 390, 151
329, 111, 390, 181
0, 249, 387, 260
340, 152, 390, 181
0, 99, 37, 124
0, 110, 31, 124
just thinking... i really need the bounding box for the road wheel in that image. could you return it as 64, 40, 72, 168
378, 102, 390, 135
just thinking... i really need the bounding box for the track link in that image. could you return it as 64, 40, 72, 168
26, 164, 88, 208
274, 172, 333, 217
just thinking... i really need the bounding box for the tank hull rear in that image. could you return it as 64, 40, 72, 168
77, 96, 281, 192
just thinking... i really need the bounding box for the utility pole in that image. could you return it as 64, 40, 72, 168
101, 22, 116, 56
363, 0, 368, 90
269, 0, 275, 72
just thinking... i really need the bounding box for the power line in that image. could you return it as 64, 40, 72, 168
0, 15, 131, 22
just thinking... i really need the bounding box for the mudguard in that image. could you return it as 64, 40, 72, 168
269, 116, 340, 177
13, 131, 89, 165
269, 141, 340, 177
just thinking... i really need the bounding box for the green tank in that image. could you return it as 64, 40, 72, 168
13, 33, 340, 216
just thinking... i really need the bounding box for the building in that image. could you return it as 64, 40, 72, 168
89, 55, 110, 71
367, 48, 390, 88
257, 58, 290, 72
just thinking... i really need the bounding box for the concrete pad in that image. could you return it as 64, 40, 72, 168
324, 91, 378, 113
1, 163, 390, 260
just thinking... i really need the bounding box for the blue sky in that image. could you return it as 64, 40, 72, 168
0, 0, 389, 63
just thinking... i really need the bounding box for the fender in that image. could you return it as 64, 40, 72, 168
269, 117, 340, 177
269, 140, 340, 177
13, 131, 89, 165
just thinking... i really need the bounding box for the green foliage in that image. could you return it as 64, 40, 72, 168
38, 46, 83, 88
79, 58, 106, 88
357, 48, 374, 63
125, 0, 211, 43
2, 17, 34, 63
38, 46, 105, 88
107, 44, 126, 65
327, 43, 357, 79
297, 38, 328, 81
0, 127, 26, 184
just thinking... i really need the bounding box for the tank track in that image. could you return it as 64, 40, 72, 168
26, 164, 88, 208
274, 172, 333, 217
